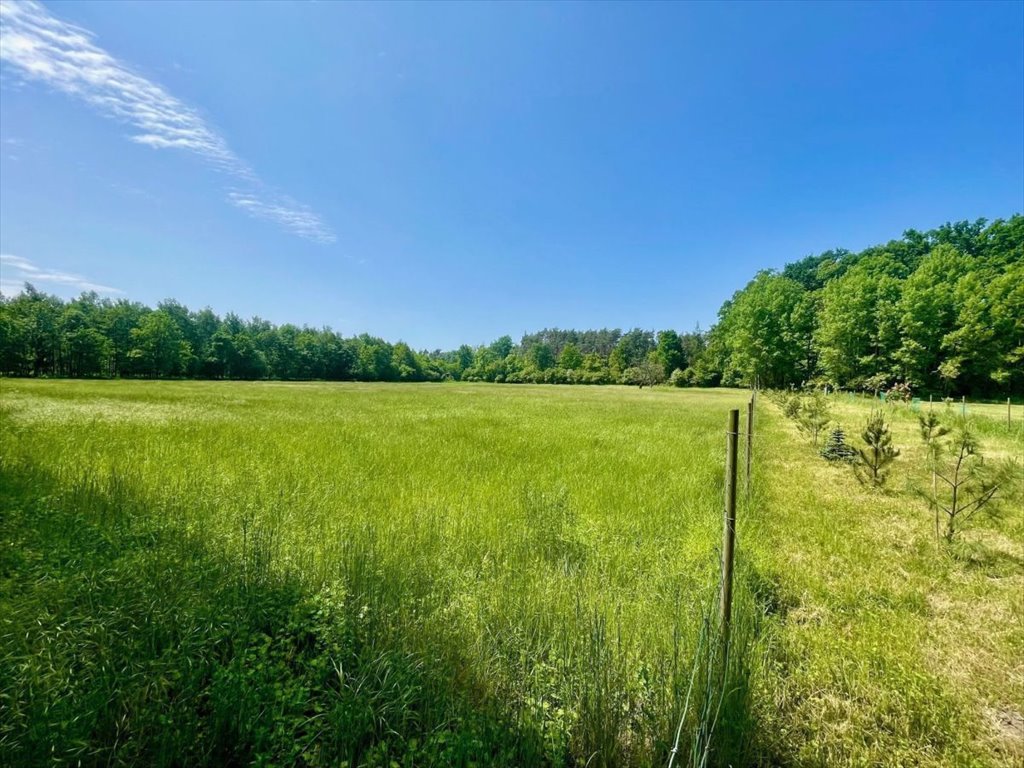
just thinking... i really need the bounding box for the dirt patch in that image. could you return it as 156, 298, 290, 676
987, 707, 1023, 761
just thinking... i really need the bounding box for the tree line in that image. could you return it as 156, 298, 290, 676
0, 289, 703, 385
694, 216, 1022, 396
0, 215, 1019, 395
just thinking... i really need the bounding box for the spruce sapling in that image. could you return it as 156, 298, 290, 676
820, 426, 856, 462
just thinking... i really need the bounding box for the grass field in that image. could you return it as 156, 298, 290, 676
1, 380, 1021, 766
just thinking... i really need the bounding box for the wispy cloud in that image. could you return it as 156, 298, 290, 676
0, 253, 123, 295
0, 1, 335, 244
227, 191, 337, 245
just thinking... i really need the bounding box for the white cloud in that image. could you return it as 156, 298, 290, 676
0, 253, 122, 295
0, 1, 335, 244
227, 191, 336, 245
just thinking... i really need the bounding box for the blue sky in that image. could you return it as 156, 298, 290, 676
1, 1, 1022, 350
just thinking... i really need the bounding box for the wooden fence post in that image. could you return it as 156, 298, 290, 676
720, 409, 739, 635
962, 395, 966, 417
1009, 397, 1013, 430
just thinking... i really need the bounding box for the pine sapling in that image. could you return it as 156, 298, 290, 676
797, 391, 831, 446
853, 410, 899, 488
781, 392, 802, 420
918, 411, 950, 539
930, 423, 1015, 543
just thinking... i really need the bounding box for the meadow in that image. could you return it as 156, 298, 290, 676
1, 380, 1021, 766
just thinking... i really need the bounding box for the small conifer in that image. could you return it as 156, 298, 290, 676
820, 427, 856, 462
797, 390, 831, 446
853, 411, 900, 488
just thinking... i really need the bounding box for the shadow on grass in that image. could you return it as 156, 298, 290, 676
0, 456, 787, 767
0, 461, 556, 767
948, 538, 1024, 576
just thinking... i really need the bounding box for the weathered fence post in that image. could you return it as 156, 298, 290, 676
1009, 397, 1013, 430
720, 409, 739, 635
962, 395, 966, 417
745, 396, 754, 495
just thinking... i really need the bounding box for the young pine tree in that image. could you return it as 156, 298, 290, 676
918, 411, 951, 538
853, 411, 900, 488
797, 391, 831, 446
781, 392, 802, 420
929, 423, 1015, 543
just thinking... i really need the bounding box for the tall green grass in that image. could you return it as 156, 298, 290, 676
1, 381, 763, 766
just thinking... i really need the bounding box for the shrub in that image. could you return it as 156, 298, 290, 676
621, 366, 643, 386
885, 382, 913, 404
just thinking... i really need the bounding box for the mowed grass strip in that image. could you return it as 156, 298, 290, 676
750, 393, 1023, 767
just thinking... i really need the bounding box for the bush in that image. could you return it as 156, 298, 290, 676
885, 382, 913, 403
621, 367, 643, 386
